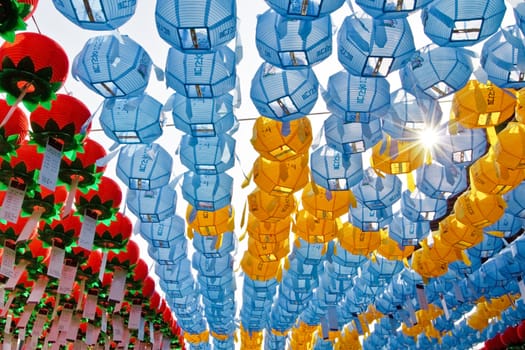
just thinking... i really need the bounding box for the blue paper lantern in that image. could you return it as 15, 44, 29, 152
400, 45, 473, 99
179, 134, 236, 175
139, 215, 186, 247
171, 93, 236, 137
467, 233, 504, 259
182, 172, 233, 211
323, 114, 383, 154
155, 0, 237, 52
480, 25, 525, 89
126, 185, 177, 223
72, 34, 152, 97
99, 94, 163, 144
401, 189, 447, 222
421, 0, 506, 47
352, 168, 402, 210
382, 88, 443, 140
349, 201, 393, 231
388, 213, 430, 247
310, 145, 363, 190
116, 143, 173, 190
503, 181, 525, 218
148, 238, 187, 265
192, 231, 235, 258
361, 255, 403, 287
483, 212, 522, 239
250, 63, 319, 121
166, 46, 236, 98
337, 17, 415, 77
355, 0, 434, 19
433, 126, 488, 168
51, 0, 137, 30
448, 249, 481, 275
264, 0, 345, 19
416, 162, 468, 200
514, 2, 525, 36
331, 241, 367, 268
323, 70, 390, 122
256, 10, 332, 69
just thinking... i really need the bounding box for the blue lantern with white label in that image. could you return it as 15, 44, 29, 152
323, 114, 383, 154
116, 143, 173, 190
140, 215, 185, 247
416, 162, 468, 200
99, 94, 163, 144
72, 34, 152, 97
51, 0, 137, 30
126, 185, 177, 223
256, 10, 332, 69
401, 189, 448, 222
433, 126, 487, 168
322, 70, 390, 123
337, 17, 415, 77
155, 0, 237, 52
388, 213, 430, 247
264, 0, 345, 19
250, 63, 319, 122
352, 168, 402, 210
171, 93, 236, 137
310, 145, 363, 191
421, 0, 505, 47
166, 46, 236, 98
182, 172, 233, 211
467, 233, 504, 259
179, 134, 236, 175
355, 0, 434, 19
349, 201, 393, 232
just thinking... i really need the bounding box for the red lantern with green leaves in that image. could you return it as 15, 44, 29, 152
0, 99, 27, 159
38, 211, 81, 249
15, 237, 49, 280
29, 93, 92, 159
0, 0, 39, 42
0, 32, 68, 111
75, 176, 122, 225
106, 239, 140, 272
94, 212, 132, 252
0, 142, 41, 196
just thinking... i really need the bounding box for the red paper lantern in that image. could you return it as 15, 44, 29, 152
38, 211, 81, 248
22, 184, 67, 222
0, 142, 42, 194
0, 0, 39, 42
0, 32, 68, 111
0, 99, 27, 159
106, 240, 140, 271
501, 326, 520, 347
75, 176, 122, 224
94, 212, 132, 252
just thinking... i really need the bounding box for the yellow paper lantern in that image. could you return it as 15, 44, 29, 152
248, 189, 296, 222
186, 204, 234, 236
424, 234, 465, 264
378, 234, 415, 261
253, 154, 309, 196
453, 190, 506, 228
411, 247, 449, 279
439, 215, 484, 249
451, 80, 515, 129
240, 326, 263, 350
469, 149, 524, 195
246, 214, 291, 243
293, 209, 342, 244
515, 88, 525, 123
301, 182, 353, 220
251, 116, 312, 161
402, 322, 424, 338
371, 135, 425, 175
240, 250, 281, 281
247, 236, 290, 262
338, 222, 382, 256
494, 122, 525, 169
416, 304, 443, 326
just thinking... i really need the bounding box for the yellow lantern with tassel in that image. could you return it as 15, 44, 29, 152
378, 234, 415, 261
438, 215, 484, 249
423, 233, 466, 264
247, 189, 296, 222
253, 154, 309, 196
371, 135, 425, 176
301, 181, 353, 220
338, 222, 382, 256
186, 204, 235, 236
493, 122, 525, 170
240, 250, 281, 281
453, 190, 506, 228
411, 247, 449, 279
246, 214, 291, 243
293, 209, 342, 244
247, 236, 290, 263
469, 149, 524, 195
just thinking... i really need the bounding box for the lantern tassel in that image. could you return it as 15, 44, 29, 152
17, 206, 45, 243
486, 126, 498, 146
0, 81, 32, 129
406, 172, 416, 192
62, 175, 79, 218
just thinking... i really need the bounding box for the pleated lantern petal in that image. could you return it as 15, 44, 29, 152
0, 32, 68, 111
421, 0, 506, 47
337, 17, 415, 77
182, 172, 233, 212
51, 0, 137, 30
251, 116, 312, 161
355, 0, 433, 19
433, 126, 488, 168
0, 99, 27, 159
416, 162, 468, 200
166, 46, 236, 98
72, 34, 152, 98
494, 122, 525, 170
310, 145, 363, 191
116, 143, 172, 190
253, 154, 309, 196
155, 0, 237, 52
293, 209, 341, 244
323, 70, 390, 123
469, 149, 524, 195
171, 93, 236, 137
256, 10, 332, 69
29, 93, 92, 158
246, 214, 292, 243
264, 0, 344, 19
250, 63, 319, 122
338, 222, 382, 256
438, 215, 484, 249
352, 168, 402, 210
302, 182, 352, 219
0, 142, 42, 195
74, 175, 122, 224
126, 185, 177, 223
323, 114, 383, 154
99, 94, 163, 145
179, 134, 235, 175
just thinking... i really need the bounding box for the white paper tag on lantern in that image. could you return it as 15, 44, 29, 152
4, 313, 12, 334
32, 312, 48, 339
3, 334, 11, 350
440, 294, 450, 320
122, 328, 130, 349
98, 251, 108, 282
138, 318, 145, 341
83, 291, 98, 320
18, 304, 36, 329
0, 292, 15, 318
17, 327, 25, 345
128, 304, 142, 330
4, 262, 26, 290
518, 277, 525, 303
101, 311, 107, 333
78, 209, 98, 250
108, 268, 126, 302
162, 339, 171, 350
66, 313, 80, 341
58, 309, 73, 332
0, 180, 25, 223
0, 243, 16, 278
57, 263, 77, 295
112, 315, 123, 342
416, 284, 429, 310
39, 137, 63, 191
149, 322, 155, 345
47, 321, 59, 343
28, 276, 48, 304
153, 332, 162, 350
85, 324, 100, 345
47, 243, 65, 279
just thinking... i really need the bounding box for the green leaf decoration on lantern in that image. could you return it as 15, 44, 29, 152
57, 157, 103, 193
0, 160, 39, 196
75, 196, 119, 225
0, 128, 21, 161
0, 56, 61, 111
21, 191, 63, 222
0, 1, 30, 43
38, 223, 77, 249
29, 119, 86, 159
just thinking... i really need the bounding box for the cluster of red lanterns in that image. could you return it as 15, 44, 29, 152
482, 320, 525, 350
